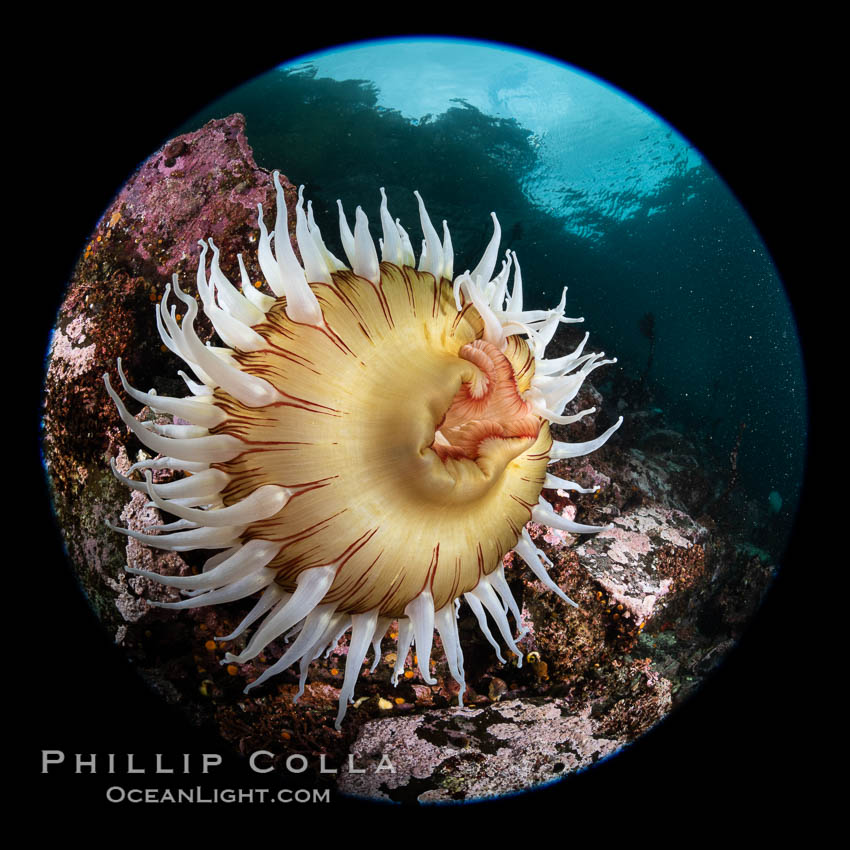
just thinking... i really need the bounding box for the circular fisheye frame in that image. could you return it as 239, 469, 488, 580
42, 36, 805, 804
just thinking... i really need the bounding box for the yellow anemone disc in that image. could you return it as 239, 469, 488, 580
212, 262, 551, 616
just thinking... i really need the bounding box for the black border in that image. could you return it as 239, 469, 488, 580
26, 16, 817, 825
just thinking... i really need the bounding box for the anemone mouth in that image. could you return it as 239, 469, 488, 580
430, 338, 542, 465
105, 172, 622, 729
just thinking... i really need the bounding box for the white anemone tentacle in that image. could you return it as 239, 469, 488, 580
142, 421, 209, 439
142, 471, 290, 528
295, 612, 351, 702
306, 199, 347, 272
463, 592, 507, 663
488, 564, 527, 641
144, 518, 200, 533
170, 277, 280, 408
379, 188, 404, 266
353, 206, 380, 283
466, 576, 525, 664
256, 202, 285, 296
513, 527, 579, 608
177, 369, 213, 397
110, 458, 229, 502
271, 171, 325, 326
335, 609, 381, 729
216, 585, 290, 643
108, 520, 246, 552
225, 564, 337, 665
456, 273, 507, 348
125, 538, 279, 591
127, 455, 209, 475
150, 569, 278, 611
404, 590, 438, 685
469, 211, 501, 287
103, 373, 242, 463
245, 602, 339, 693
532, 496, 612, 534
116, 358, 225, 428
238, 253, 275, 315
369, 616, 393, 673
325, 618, 354, 660
414, 190, 445, 280
506, 250, 523, 313
543, 472, 600, 494
337, 199, 357, 268
549, 416, 624, 460
392, 618, 415, 686
294, 185, 332, 286
441, 220, 454, 280
535, 332, 591, 375
156, 289, 216, 388
205, 242, 269, 328
434, 602, 466, 707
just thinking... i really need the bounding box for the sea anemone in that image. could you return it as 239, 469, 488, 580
104, 172, 621, 729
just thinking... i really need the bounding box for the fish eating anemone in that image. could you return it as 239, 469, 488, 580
105, 171, 622, 729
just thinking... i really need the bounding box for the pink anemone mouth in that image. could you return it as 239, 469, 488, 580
431, 339, 541, 463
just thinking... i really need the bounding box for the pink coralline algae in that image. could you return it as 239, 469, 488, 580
49, 314, 98, 383
598, 523, 654, 564
338, 699, 625, 802
112, 115, 274, 280
575, 504, 707, 636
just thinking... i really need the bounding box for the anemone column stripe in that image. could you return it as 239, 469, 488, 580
106, 176, 621, 728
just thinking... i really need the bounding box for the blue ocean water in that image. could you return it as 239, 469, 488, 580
176, 38, 807, 552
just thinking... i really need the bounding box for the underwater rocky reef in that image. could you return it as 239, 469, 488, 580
43, 115, 776, 802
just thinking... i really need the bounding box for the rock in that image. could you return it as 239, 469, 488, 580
338, 699, 623, 801
576, 503, 708, 647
